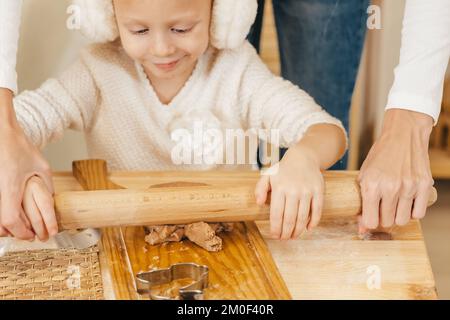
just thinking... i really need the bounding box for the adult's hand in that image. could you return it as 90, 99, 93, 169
0, 88, 55, 240
358, 109, 434, 230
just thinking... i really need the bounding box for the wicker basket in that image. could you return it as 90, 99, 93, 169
0, 246, 103, 300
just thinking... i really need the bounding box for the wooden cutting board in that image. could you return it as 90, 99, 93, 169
70, 160, 291, 300
257, 218, 437, 299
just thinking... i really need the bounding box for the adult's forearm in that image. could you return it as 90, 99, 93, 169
382, 108, 433, 139
0, 88, 19, 128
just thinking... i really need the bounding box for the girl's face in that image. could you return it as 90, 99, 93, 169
113, 0, 212, 80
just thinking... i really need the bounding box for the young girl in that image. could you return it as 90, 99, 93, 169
6, 0, 346, 243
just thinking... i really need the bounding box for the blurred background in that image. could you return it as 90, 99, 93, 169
16, 0, 450, 298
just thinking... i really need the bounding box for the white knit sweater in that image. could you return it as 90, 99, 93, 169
13, 40, 344, 171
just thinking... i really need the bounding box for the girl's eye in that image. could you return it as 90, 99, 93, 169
133, 29, 149, 35
171, 28, 191, 34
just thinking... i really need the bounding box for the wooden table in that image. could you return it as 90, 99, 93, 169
52, 171, 437, 300
430, 148, 450, 179
257, 219, 436, 299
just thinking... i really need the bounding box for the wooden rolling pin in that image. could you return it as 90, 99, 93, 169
53, 160, 438, 230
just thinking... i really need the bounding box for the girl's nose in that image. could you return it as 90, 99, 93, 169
151, 33, 176, 57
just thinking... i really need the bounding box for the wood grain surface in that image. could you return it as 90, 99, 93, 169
72, 160, 291, 300
55, 169, 437, 230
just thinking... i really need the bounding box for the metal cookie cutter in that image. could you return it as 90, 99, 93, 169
136, 263, 209, 300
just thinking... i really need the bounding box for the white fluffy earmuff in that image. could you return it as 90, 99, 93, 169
73, 0, 257, 50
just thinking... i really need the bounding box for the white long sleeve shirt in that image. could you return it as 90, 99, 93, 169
0, 0, 22, 94
386, 0, 450, 124
13, 41, 345, 171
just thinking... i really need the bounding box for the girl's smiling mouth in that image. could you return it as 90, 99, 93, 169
154, 58, 183, 71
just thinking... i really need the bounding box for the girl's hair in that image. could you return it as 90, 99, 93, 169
73, 0, 258, 50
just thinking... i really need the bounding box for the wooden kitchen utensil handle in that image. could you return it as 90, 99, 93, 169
54, 160, 438, 230
72, 160, 124, 191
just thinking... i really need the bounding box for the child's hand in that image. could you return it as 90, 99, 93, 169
21, 176, 58, 241
255, 146, 325, 240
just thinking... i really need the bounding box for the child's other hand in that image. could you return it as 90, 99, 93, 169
22, 176, 58, 241
255, 147, 324, 240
